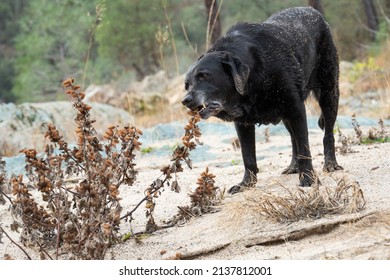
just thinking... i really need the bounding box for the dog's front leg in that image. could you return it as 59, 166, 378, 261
228, 122, 259, 194
286, 117, 314, 187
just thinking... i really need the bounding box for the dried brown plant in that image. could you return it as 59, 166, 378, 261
339, 115, 389, 151
264, 127, 270, 143
170, 167, 223, 225
2, 78, 218, 259
0, 157, 9, 205
8, 78, 142, 259
231, 137, 240, 151
189, 167, 219, 214
252, 178, 366, 223
367, 119, 389, 142
120, 109, 204, 232
337, 128, 355, 155
351, 114, 363, 143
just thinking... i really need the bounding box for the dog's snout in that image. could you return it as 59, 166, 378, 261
182, 94, 193, 106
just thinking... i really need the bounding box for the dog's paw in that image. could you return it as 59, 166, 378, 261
228, 185, 244, 194
299, 177, 313, 187
229, 171, 257, 194
323, 161, 343, 172
299, 172, 315, 187
228, 180, 256, 194
282, 163, 299, 174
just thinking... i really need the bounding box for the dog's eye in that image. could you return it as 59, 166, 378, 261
196, 72, 209, 81
184, 81, 189, 91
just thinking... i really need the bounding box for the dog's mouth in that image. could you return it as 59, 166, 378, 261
193, 101, 222, 119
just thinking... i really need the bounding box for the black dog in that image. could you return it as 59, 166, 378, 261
182, 7, 343, 194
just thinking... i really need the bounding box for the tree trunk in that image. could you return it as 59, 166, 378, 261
205, 0, 222, 48
308, 0, 325, 17
362, 0, 379, 40
382, 0, 390, 18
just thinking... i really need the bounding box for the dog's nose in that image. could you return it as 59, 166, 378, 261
182, 95, 193, 106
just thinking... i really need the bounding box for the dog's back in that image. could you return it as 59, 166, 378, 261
223, 7, 333, 86
264, 6, 326, 35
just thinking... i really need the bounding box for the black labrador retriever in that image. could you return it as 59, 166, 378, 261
182, 7, 343, 194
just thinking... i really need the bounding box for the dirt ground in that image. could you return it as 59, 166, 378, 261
111, 122, 390, 260
1, 120, 390, 260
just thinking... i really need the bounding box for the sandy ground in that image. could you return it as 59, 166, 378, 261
1, 120, 390, 260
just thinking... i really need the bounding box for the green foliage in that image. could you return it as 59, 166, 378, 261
2, 0, 390, 103
12, 0, 99, 102
349, 56, 382, 82
141, 146, 155, 154
0, 0, 25, 102
221, 0, 306, 27
368, 19, 390, 56
95, 0, 167, 79
0, 55, 15, 102
360, 136, 390, 144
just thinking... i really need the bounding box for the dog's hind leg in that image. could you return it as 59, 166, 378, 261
314, 30, 343, 172
282, 119, 299, 174
317, 95, 343, 172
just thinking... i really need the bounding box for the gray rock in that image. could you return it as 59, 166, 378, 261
0, 101, 134, 157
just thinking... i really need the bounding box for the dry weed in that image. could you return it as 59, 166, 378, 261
338, 115, 389, 154
367, 119, 389, 142
250, 178, 366, 223
337, 128, 356, 155
119, 109, 206, 232
1, 78, 223, 259
352, 114, 389, 144
5, 78, 143, 259
172, 167, 223, 225
1, 77, 219, 259
0, 157, 9, 205
231, 137, 240, 151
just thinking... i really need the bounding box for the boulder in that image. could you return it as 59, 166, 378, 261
0, 101, 134, 156
84, 70, 186, 114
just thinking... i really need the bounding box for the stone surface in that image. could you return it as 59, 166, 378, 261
0, 101, 134, 157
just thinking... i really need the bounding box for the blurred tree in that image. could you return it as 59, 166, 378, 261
205, 0, 222, 47
308, 0, 325, 16
1, 0, 388, 104
0, 0, 26, 103
362, 0, 379, 40
95, 0, 169, 80
12, 0, 98, 102
383, 0, 390, 15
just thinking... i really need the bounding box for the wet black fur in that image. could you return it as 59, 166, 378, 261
182, 7, 343, 194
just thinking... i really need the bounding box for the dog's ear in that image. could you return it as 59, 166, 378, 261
221, 53, 250, 95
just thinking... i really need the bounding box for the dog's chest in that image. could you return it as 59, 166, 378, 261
244, 103, 283, 125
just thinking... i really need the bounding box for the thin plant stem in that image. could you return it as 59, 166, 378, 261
0, 226, 32, 260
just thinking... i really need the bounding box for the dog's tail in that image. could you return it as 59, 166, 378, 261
318, 113, 325, 130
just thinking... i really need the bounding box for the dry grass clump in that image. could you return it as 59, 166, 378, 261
252, 178, 366, 223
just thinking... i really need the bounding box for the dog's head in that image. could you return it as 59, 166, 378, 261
182, 51, 250, 121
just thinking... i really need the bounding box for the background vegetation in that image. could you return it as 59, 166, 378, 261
0, 0, 389, 103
